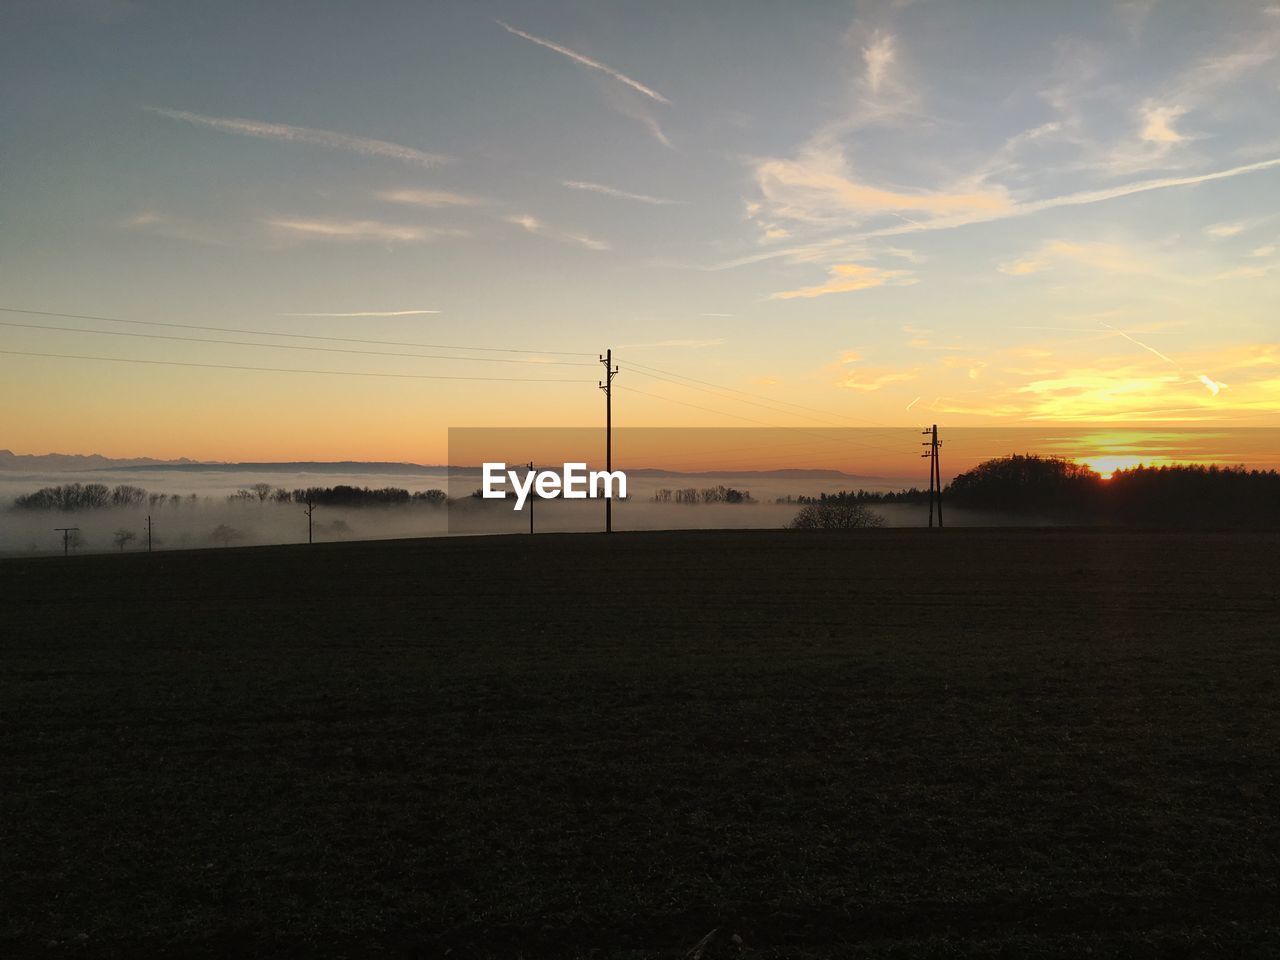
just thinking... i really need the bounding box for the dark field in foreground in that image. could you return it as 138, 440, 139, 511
3, 529, 1279, 958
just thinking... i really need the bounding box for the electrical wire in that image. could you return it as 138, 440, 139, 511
0, 320, 595, 366
0, 306, 597, 357
0, 349, 594, 383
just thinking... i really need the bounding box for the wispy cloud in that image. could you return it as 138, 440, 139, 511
494, 20, 669, 104
506, 214, 610, 251
377, 189, 485, 207
620, 338, 725, 349
998, 240, 1159, 278
264, 218, 457, 243
858, 156, 1280, 240
754, 146, 1011, 225
863, 30, 896, 93
281, 309, 441, 317
143, 107, 450, 167
1139, 101, 1188, 144
770, 262, 915, 300
561, 180, 679, 205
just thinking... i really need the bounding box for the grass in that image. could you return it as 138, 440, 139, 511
3, 528, 1279, 957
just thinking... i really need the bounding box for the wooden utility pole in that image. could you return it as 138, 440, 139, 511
933, 424, 944, 528
921, 425, 943, 528
527, 461, 535, 534
146, 514, 153, 553
304, 497, 315, 544
599, 349, 618, 534
922, 428, 935, 527
54, 527, 79, 556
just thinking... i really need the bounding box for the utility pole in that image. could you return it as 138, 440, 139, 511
146, 514, 153, 553
599, 349, 618, 534
54, 527, 79, 556
304, 497, 315, 544
933, 424, 944, 528
527, 460, 535, 534
921, 424, 943, 528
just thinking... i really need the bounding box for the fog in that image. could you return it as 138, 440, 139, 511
0, 467, 1026, 557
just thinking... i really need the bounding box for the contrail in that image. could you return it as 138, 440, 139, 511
1099, 321, 1227, 397
282, 310, 440, 317
144, 107, 450, 167
1099, 321, 1177, 366
857, 156, 1280, 240
494, 20, 670, 104
561, 180, 679, 205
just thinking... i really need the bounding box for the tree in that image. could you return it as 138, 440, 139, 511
412, 489, 448, 506
209, 524, 242, 547
251, 483, 274, 502
946, 455, 1102, 513
789, 501, 885, 529
112, 528, 137, 551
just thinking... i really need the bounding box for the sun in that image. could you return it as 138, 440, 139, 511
1074, 455, 1156, 480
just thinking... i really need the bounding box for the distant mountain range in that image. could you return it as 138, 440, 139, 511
0, 450, 881, 481
0, 449, 208, 471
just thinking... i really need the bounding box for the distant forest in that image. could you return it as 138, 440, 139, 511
11, 483, 450, 511
789, 456, 1280, 527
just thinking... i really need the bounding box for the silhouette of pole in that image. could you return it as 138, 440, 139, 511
922, 428, 935, 528
146, 514, 153, 552
527, 460, 535, 534
599, 349, 619, 534
933, 424, 944, 528
55, 526, 79, 556
304, 497, 315, 544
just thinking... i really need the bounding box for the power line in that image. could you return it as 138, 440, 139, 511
0, 320, 596, 366
0, 349, 594, 383
0, 306, 596, 357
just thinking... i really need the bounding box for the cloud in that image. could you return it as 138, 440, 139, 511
998, 240, 1157, 277
1139, 102, 1189, 144
770, 262, 914, 300
620, 339, 725, 349
863, 31, 896, 93
1198, 373, 1227, 396
143, 107, 450, 167
506, 214, 610, 251
377, 189, 485, 207
494, 19, 669, 104
840, 366, 920, 392
1205, 221, 1247, 239
561, 180, 679, 205
857, 156, 1280, 240
1252, 244, 1277, 257
264, 218, 454, 243
754, 146, 1012, 223
280, 310, 441, 317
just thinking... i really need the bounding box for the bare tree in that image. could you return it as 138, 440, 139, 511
790, 501, 885, 529
112, 528, 137, 551
252, 483, 274, 502
209, 524, 242, 547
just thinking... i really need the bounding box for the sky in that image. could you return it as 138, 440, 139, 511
1, 0, 1278, 470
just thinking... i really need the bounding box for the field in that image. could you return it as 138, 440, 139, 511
4, 529, 1279, 958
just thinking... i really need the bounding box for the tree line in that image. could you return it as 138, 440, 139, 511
225, 484, 449, 507
652, 485, 755, 504
12, 484, 199, 511
11, 483, 450, 511
784, 456, 1280, 527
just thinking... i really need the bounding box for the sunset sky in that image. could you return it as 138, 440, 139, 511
1, 0, 1278, 470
